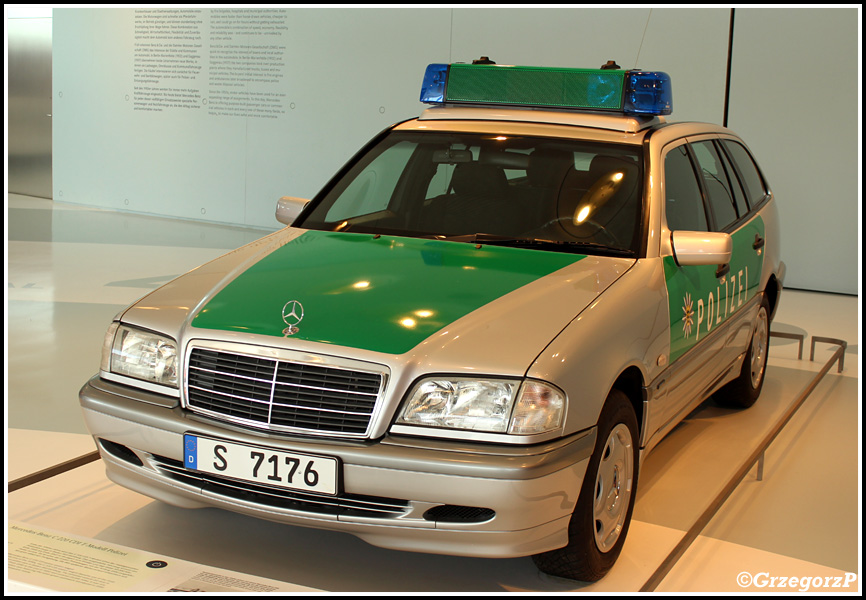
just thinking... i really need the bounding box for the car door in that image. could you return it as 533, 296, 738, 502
687, 137, 765, 369
656, 139, 728, 432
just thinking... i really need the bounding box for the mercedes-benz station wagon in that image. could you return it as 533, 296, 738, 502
80, 60, 785, 581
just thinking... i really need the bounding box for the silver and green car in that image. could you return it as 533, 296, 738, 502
80, 61, 784, 581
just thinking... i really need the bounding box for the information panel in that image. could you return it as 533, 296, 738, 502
8, 522, 319, 593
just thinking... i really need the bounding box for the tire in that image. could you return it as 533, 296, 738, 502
714, 294, 770, 409
532, 389, 639, 581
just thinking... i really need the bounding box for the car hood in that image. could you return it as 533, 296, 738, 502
123, 228, 634, 373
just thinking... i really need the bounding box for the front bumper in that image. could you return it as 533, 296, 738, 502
79, 376, 594, 558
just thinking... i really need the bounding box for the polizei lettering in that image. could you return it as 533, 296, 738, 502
684, 265, 748, 341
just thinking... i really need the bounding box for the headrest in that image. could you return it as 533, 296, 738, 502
527, 149, 574, 187
451, 162, 508, 196
589, 155, 638, 179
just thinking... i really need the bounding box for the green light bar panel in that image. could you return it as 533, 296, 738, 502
445, 64, 626, 110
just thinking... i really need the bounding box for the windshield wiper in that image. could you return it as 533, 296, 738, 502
436, 233, 635, 257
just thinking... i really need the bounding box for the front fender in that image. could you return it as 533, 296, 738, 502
527, 258, 670, 436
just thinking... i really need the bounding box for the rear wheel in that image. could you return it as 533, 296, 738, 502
532, 389, 639, 581
714, 295, 770, 409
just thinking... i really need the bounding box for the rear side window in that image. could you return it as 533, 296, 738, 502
663, 144, 708, 231
691, 141, 738, 230
722, 140, 768, 207
716, 144, 749, 218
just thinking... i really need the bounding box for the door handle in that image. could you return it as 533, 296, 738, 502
716, 263, 730, 278
753, 234, 765, 250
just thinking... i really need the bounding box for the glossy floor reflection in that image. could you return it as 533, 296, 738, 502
7, 194, 269, 434
6, 194, 861, 592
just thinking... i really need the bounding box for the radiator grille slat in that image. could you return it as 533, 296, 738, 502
186, 348, 384, 437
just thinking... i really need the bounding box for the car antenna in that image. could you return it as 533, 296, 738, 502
472, 56, 496, 64
600, 60, 621, 69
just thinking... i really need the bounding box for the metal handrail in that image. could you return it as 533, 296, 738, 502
769, 330, 804, 359
640, 335, 847, 592
811, 336, 847, 372
8, 450, 100, 493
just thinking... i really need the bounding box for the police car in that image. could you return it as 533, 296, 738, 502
80, 59, 785, 581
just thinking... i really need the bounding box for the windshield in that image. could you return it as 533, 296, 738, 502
298, 131, 644, 255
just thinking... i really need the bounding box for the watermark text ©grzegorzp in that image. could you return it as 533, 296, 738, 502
737, 571, 858, 591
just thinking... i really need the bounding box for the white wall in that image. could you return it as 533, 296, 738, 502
726, 8, 859, 296
52, 7, 859, 294
52, 8, 450, 227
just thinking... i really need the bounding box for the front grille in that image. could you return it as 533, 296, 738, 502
186, 348, 384, 437
152, 455, 410, 519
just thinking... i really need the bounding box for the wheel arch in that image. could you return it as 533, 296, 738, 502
764, 273, 782, 322
609, 366, 646, 437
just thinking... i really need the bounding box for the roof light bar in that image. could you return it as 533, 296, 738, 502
623, 71, 673, 115
420, 62, 672, 116
420, 63, 448, 104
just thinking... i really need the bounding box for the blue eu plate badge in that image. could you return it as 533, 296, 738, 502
184, 434, 197, 470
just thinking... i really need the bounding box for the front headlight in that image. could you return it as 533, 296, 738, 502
396, 377, 565, 435
101, 323, 179, 388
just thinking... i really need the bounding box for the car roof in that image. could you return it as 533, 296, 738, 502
417, 105, 665, 134
401, 106, 733, 145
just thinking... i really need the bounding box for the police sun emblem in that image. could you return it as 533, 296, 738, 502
681, 293, 695, 339
282, 300, 304, 336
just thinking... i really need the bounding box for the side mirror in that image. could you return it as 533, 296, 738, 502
671, 230, 732, 266
275, 196, 310, 225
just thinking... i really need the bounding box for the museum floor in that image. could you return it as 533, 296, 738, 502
6, 194, 861, 593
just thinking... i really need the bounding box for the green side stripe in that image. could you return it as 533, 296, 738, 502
664, 216, 766, 363
191, 230, 585, 354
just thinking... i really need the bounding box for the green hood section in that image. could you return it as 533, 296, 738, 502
191, 230, 585, 354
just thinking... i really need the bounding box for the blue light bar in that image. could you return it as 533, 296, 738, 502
623, 71, 672, 115
419, 62, 673, 116
420, 64, 448, 104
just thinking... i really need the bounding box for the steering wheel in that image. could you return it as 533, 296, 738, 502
527, 216, 621, 248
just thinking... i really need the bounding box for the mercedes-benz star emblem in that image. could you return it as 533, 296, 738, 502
282, 300, 304, 336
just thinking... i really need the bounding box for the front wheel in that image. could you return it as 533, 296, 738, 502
532, 389, 639, 581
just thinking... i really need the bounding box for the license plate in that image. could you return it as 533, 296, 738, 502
183, 434, 339, 496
